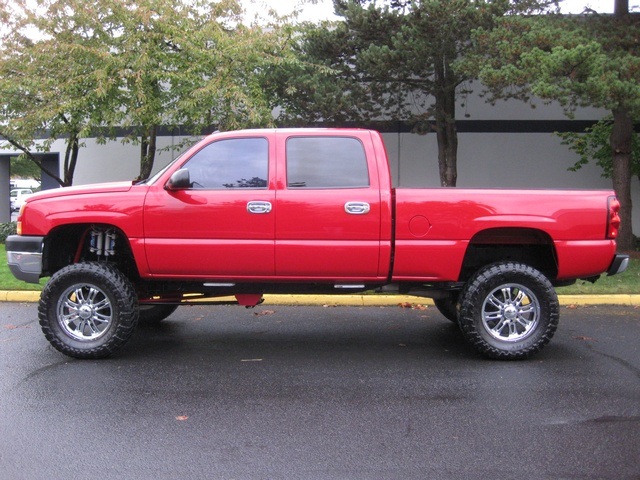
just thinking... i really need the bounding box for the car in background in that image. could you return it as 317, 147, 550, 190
10, 188, 33, 212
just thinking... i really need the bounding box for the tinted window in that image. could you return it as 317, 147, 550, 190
286, 137, 369, 189
182, 138, 268, 189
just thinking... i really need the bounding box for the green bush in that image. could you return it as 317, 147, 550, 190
0, 222, 17, 243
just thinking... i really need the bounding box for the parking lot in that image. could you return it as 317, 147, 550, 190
1, 302, 639, 479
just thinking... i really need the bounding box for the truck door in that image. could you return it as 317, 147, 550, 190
143, 136, 275, 278
275, 132, 384, 280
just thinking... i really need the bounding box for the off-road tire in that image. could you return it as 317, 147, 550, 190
458, 262, 559, 360
39, 262, 139, 359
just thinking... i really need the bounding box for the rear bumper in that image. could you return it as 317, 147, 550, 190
607, 254, 629, 276
5, 235, 44, 284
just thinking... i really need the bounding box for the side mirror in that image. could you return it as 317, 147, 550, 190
166, 168, 191, 191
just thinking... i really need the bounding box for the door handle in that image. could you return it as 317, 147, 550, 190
247, 201, 272, 214
344, 201, 370, 215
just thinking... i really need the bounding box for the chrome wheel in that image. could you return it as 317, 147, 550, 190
57, 283, 113, 341
482, 283, 540, 342
40, 262, 138, 358
458, 262, 559, 360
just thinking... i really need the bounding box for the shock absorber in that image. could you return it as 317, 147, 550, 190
105, 230, 116, 256
89, 227, 117, 258
89, 227, 103, 256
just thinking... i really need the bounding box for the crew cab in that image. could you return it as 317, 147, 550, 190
6, 128, 629, 360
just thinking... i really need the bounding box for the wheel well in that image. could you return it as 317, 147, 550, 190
42, 224, 139, 279
460, 228, 558, 282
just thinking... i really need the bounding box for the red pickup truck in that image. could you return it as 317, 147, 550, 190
6, 128, 628, 360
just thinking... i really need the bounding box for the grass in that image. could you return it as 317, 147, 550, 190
555, 256, 640, 295
0, 243, 638, 294
0, 244, 47, 291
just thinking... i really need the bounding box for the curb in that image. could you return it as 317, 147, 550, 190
0, 291, 42, 303
1, 291, 639, 306
268, 294, 640, 306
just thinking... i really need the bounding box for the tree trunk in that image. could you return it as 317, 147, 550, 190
610, 0, 634, 252
434, 110, 458, 187
614, 0, 628, 16
433, 57, 458, 187
610, 108, 634, 251
63, 134, 79, 187
139, 125, 158, 181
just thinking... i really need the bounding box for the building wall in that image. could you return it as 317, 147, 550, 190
55, 136, 193, 185
8, 94, 640, 234
50, 129, 638, 234
383, 131, 614, 189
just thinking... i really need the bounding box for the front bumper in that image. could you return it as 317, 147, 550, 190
607, 254, 630, 276
5, 235, 44, 284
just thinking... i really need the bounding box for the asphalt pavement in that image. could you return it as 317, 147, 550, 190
1, 302, 639, 479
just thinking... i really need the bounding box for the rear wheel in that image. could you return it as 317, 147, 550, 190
458, 262, 559, 360
39, 262, 139, 359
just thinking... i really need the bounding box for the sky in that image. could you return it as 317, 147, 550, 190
4, 1, 640, 39
244, 0, 640, 22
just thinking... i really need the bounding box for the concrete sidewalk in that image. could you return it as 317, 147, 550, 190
2, 290, 639, 306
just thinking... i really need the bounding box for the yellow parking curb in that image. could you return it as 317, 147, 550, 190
263, 294, 640, 307
0, 291, 639, 306
0, 290, 41, 302
557, 294, 640, 306
262, 294, 430, 306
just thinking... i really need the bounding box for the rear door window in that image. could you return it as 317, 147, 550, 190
286, 137, 369, 189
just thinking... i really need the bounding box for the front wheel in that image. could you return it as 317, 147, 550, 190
458, 262, 559, 360
38, 262, 139, 359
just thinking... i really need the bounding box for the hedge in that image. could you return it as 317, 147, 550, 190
0, 222, 17, 243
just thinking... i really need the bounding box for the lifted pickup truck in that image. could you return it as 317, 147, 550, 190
6, 128, 628, 360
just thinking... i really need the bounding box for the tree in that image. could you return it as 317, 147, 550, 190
1, 0, 300, 183
559, 116, 640, 183
98, 0, 307, 180
10, 155, 42, 183
465, 2, 640, 250
104, 0, 279, 180
0, 0, 119, 186
273, 0, 555, 187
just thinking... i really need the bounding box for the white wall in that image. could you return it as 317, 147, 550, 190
6, 93, 638, 234
383, 130, 639, 233
383, 132, 611, 189
458, 88, 607, 121
48, 135, 195, 185
378, 94, 639, 233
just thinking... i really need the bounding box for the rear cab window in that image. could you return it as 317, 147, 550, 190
285, 137, 370, 189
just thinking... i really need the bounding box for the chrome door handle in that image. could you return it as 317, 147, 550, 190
344, 201, 370, 215
247, 201, 272, 214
